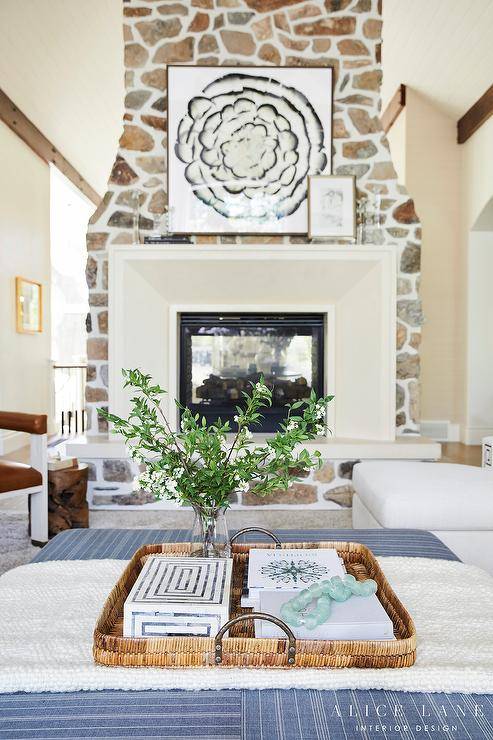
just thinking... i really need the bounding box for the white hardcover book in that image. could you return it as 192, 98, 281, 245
123, 556, 232, 638
242, 548, 346, 608
258, 589, 395, 641
247, 548, 345, 594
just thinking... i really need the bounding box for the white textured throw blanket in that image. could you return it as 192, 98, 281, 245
1, 557, 493, 695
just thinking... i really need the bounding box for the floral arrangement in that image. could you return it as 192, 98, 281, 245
100, 368, 333, 511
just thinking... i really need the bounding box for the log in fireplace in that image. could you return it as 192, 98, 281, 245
179, 313, 324, 432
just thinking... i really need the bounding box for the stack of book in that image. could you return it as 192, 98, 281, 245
47, 455, 78, 472
244, 547, 394, 641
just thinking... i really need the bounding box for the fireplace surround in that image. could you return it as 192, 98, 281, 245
108, 243, 395, 441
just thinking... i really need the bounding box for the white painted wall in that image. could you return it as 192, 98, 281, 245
394, 89, 463, 428
391, 98, 493, 442
465, 230, 493, 443
0, 121, 52, 451
461, 116, 493, 234
461, 116, 493, 443
386, 108, 406, 185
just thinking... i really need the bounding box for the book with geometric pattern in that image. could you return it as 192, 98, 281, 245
123, 556, 232, 638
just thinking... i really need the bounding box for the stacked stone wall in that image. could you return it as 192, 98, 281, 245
85, 0, 422, 508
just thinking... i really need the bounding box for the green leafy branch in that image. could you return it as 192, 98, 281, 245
99, 369, 334, 510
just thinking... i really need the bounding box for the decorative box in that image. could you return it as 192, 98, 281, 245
123, 556, 233, 638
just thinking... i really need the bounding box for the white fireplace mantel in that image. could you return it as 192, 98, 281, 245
92, 243, 438, 460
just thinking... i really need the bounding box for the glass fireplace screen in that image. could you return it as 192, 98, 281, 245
179, 313, 324, 432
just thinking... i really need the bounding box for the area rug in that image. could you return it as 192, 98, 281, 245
1, 557, 492, 694
0, 511, 39, 576
0, 507, 352, 574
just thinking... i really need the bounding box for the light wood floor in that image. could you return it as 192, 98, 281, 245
440, 442, 482, 466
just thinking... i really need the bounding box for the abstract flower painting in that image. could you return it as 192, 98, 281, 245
168, 66, 332, 234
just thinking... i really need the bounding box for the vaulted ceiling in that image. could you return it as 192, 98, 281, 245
0, 1, 491, 197
0, 0, 123, 197
382, 0, 493, 119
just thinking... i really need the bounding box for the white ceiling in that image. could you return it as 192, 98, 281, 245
0, 1, 491, 197
382, 0, 493, 119
0, 0, 124, 197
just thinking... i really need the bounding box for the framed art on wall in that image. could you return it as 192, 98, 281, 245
15, 277, 43, 333
167, 65, 333, 235
308, 175, 356, 240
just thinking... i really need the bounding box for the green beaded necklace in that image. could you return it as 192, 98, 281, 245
280, 574, 378, 630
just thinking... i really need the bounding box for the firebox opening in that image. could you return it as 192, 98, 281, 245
179, 313, 325, 433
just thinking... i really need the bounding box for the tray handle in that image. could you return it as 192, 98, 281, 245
214, 612, 296, 665
229, 527, 282, 548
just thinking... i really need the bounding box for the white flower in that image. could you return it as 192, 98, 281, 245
166, 478, 178, 494
286, 419, 298, 432
128, 446, 145, 463
233, 414, 240, 423
315, 405, 326, 420
237, 481, 250, 493
255, 382, 269, 394
243, 428, 253, 440
315, 424, 325, 435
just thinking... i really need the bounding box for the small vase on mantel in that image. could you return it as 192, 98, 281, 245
189, 503, 230, 558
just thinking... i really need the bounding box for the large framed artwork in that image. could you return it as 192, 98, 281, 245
167, 65, 333, 235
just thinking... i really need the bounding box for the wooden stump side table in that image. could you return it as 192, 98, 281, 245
47, 464, 89, 537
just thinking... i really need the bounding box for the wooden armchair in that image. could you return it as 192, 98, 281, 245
0, 411, 48, 545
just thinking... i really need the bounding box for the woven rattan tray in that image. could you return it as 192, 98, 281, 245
93, 535, 416, 669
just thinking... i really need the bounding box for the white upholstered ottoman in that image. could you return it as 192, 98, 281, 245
352, 461, 493, 574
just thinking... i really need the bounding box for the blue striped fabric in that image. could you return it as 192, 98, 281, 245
31, 527, 460, 563
2, 529, 491, 740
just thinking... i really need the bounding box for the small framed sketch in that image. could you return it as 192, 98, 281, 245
308, 175, 356, 239
16, 277, 42, 334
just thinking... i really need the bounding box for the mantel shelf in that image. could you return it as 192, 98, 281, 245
66, 435, 441, 461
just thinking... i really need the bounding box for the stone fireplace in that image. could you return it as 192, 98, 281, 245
76, 0, 435, 510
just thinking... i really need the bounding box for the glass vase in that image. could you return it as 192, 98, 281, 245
188, 504, 230, 558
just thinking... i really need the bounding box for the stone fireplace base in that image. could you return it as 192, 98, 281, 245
68, 435, 440, 510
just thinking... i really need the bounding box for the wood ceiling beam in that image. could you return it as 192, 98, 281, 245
0, 88, 100, 206
457, 83, 493, 144
380, 84, 406, 134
